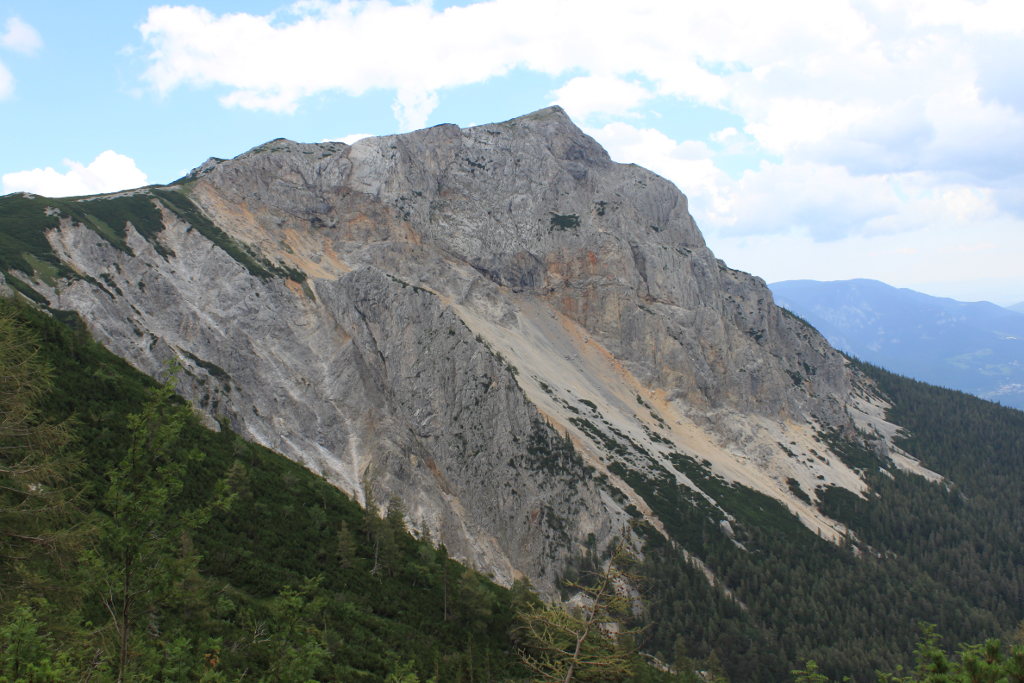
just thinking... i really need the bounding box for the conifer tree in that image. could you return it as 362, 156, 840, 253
514, 529, 645, 683
0, 304, 79, 600
460, 570, 495, 632
261, 576, 328, 683
336, 520, 356, 569
363, 474, 380, 542
98, 363, 231, 682
440, 543, 452, 621
386, 494, 407, 532
226, 459, 252, 502
673, 636, 699, 683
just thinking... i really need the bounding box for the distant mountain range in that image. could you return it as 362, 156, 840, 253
770, 279, 1024, 411
1008, 300, 1024, 314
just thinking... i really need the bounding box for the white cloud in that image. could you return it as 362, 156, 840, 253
1, 17, 42, 55
711, 128, 738, 143
588, 121, 1004, 242
2, 151, 149, 198
585, 122, 730, 220
0, 60, 12, 100
744, 99, 878, 155
135, 0, 1024, 191
133, 0, 1024, 296
391, 89, 438, 132
321, 133, 374, 145
903, 0, 1024, 34
550, 76, 652, 120
0, 17, 42, 101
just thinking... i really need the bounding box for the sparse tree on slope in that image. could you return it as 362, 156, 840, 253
514, 529, 645, 683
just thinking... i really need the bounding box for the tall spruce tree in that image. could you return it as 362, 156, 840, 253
98, 363, 231, 682
0, 302, 79, 602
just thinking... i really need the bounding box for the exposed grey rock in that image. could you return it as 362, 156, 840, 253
189, 106, 849, 427
24, 106, 859, 589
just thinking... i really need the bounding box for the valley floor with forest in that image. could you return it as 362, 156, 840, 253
2, 295, 1024, 683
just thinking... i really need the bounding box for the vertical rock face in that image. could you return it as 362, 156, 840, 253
7, 106, 860, 590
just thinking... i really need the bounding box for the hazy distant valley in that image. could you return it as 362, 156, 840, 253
771, 279, 1024, 410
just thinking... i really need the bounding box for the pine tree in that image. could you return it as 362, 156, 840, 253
363, 474, 380, 542
0, 303, 79, 600
386, 494, 407, 532
460, 570, 495, 632
98, 363, 231, 682
336, 520, 356, 569
673, 636, 699, 682
226, 459, 253, 502
261, 576, 328, 683
514, 530, 645, 683
440, 543, 452, 621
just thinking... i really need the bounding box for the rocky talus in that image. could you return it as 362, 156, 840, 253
4, 107, 889, 590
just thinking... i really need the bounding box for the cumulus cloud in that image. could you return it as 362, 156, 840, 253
588, 122, 1003, 241
585, 122, 732, 222
0, 60, 11, 100
1, 17, 42, 55
550, 76, 652, 120
321, 133, 374, 145
136, 0, 737, 127
0, 17, 42, 101
135, 0, 1024, 199
2, 151, 149, 198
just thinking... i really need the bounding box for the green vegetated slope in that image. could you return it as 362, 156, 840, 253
0, 191, 172, 272
0, 298, 527, 682
620, 357, 1024, 683
0, 188, 304, 296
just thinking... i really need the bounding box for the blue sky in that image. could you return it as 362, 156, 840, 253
2, 0, 1023, 305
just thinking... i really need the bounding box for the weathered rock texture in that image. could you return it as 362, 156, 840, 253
11, 107, 869, 589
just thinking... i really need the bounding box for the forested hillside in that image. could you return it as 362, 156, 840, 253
0, 296, 530, 682
2, 292, 1023, 683
633, 358, 1024, 683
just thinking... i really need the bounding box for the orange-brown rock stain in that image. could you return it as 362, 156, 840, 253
425, 456, 451, 495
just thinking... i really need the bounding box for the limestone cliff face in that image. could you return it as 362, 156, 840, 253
187, 108, 848, 426
10, 107, 865, 589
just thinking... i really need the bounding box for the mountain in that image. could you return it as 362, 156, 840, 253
0, 107, 861, 588
1008, 300, 1024, 314
770, 279, 1024, 410
4, 107, 1024, 682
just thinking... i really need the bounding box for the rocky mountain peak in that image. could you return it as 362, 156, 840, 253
2, 107, 913, 591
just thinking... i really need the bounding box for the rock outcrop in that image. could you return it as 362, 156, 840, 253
4, 107, 867, 589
